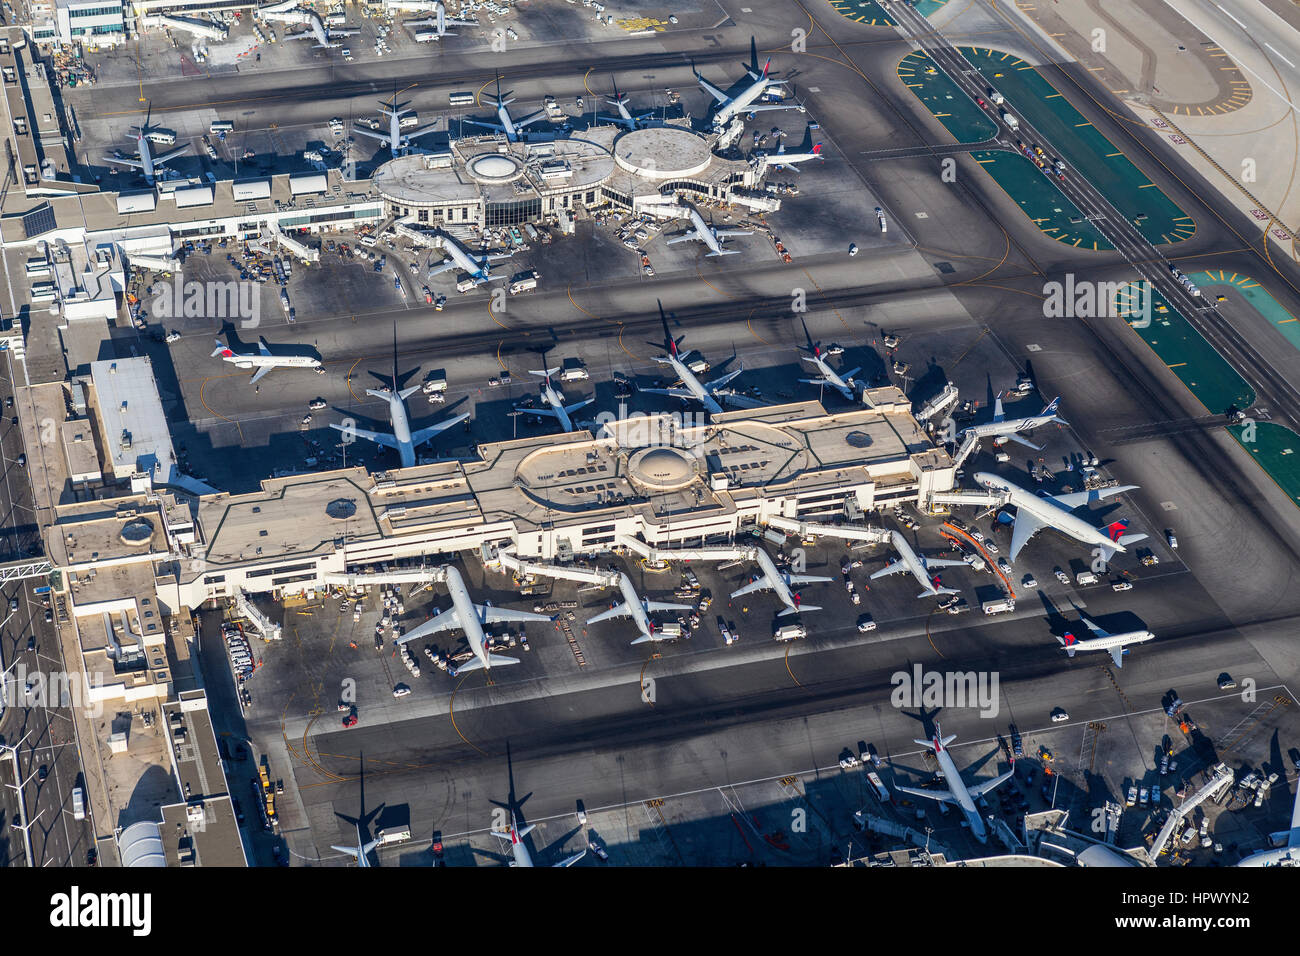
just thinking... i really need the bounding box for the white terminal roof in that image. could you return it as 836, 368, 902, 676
91, 357, 175, 481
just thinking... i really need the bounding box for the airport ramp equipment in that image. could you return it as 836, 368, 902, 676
915, 382, 959, 421
235, 587, 281, 641
321, 568, 448, 589
950, 431, 982, 469
394, 220, 442, 249
763, 516, 891, 546
1147, 763, 1234, 863
495, 550, 619, 588
128, 251, 182, 273
616, 535, 758, 564
927, 489, 1009, 511
853, 810, 956, 860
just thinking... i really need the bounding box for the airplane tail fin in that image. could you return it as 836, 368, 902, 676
1058, 633, 1077, 657
212, 338, 231, 357
812, 143, 823, 154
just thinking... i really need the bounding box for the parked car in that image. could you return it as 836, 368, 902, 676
1050, 708, 1069, 723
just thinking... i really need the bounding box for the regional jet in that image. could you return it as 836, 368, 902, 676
587, 573, 694, 644
277, 7, 358, 48
639, 305, 758, 415
694, 39, 805, 129
516, 366, 593, 434
730, 547, 832, 615
665, 202, 751, 257
871, 530, 965, 599
1056, 613, 1155, 668
894, 724, 1013, 844
332, 822, 381, 867
960, 395, 1066, 451
463, 74, 548, 142
211, 334, 322, 384
353, 100, 439, 157
972, 472, 1147, 562
329, 329, 467, 468
597, 79, 656, 130
799, 337, 859, 402
103, 106, 189, 186
405, 2, 476, 39
426, 231, 512, 287
760, 131, 824, 173
397, 566, 552, 674
489, 751, 586, 867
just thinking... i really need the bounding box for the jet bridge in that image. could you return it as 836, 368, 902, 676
143, 14, 230, 41
1148, 763, 1234, 863
763, 516, 891, 546
495, 550, 619, 589
915, 382, 959, 422
394, 220, 442, 250
271, 225, 320, 264
926, 489, 1009, 512
321, 568, 448, 590
616, 535, 757, 564
949, 432, 982, 470
235, 588, 281, 642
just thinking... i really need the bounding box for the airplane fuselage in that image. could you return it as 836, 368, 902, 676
975, 474, 1124, 555
755, 548, 800, 612
368, 387, 416, 468
686, 207, 726, 255
932, 737, 988, 843
656, 351, 723, 415
445, 566, 492, 669
539, 380, 574, 432
963, 413, 1057, 442
889, 530, 943, 595
1061, 630, 1155, 657
805, 354, 855, 400
716, 76, 776, 126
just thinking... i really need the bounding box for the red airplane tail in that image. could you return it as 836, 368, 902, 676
1106, 520, 1128, 542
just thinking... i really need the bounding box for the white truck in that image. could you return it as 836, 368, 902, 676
774, 624, 808, 642
1075, 570, 1099, 586
981, 597, 1015, 616
509, 270, 539, 295
422, 370, 447, 394
72, 787, 86, 820
560, 357, 589, 382
1000, 110, 1020, 131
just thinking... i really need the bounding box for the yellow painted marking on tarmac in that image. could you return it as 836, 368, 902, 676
1167, 362, 1187, 368
1106, 152, 1122, 157
1112, 90, 1130, 94
906, 83, 923, 88
1087, 66, 1104, 72
1046, 93, 1062, 98
1074, 122, 1093, 127
1138, 183, 1157, 188
976, 157, 996, 164
1072, 238, 1083, 247
1279, 318, 1298, 324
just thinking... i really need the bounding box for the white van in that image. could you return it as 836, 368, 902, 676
72, 787, 86, 820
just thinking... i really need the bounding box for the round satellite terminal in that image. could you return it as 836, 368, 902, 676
467, 153, 524, 183
326, 498, 358, 520
614, 128, 712, 181
120, 519, 154, 544
846, 431, 874, 449
629, 446, 697, 492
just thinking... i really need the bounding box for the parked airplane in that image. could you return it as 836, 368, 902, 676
694, 38, 805, 128
760, 127, 825, 172
639, 305, 754, 415
1056, 613, 1155, 668
516, 366, 593, 434
665, 201, 751, 257
426, 231, 512, 287
961, 395, 1066, 451
405, 2, 475, 38
398, 566, 552, 674
211, 334, 322, 383
871, 529, 965, 598
464, 74, 548, 142
1237, 786, 1300, 866
329, 328, 467, 468
731, 547, 831, 615
597, 79, 656, 130
103, 106, 189, 186
354, 100, 439, 156
587, 573, 693, 644
799, 337, 859, 402
330, 758, 383, 867
332, 822, 381, 867
894, 724, 1013, 844
972, 472, 1147, 562
284, 8, 358, 48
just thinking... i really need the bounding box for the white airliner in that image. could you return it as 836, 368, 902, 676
961, 395, 1066, 451
763, 139, 824, 172
491, 810, 586, 867
1237, 787, 1300, 866
516, 367, 593, 434
276, 7, 358, 48
695, 41, 805, 129
639, 308, 751, 415
598, 81, 655, 130
103, 108, 189, 186
406, 2, 476, 39
799, 341, 859, 401
587, 572, 693, 644
397, 565, 552, 674
354, 102, 439, 157
894, 725, 1013, 844
972, 472, 1147, 562
331, 822, 381, 867
426, 231, 512, 287
329, 330, 467, 468
463, 75, 548, 142
212, 335, 322, 383
871, 529, 965, 599
665, 202, 752, 257
731, 547, 831, 615
1056, 613, 1155, 668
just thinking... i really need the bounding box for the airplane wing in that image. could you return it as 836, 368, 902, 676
1007, 511, 1046, 561
552, 849, 587, 867
893, 784, 956, 804
514, 109, 548, 128
1110, 645, 1126, 668
518, 406, 559, 418
666, 231, 703, 246
410, 413, 469, 448
842, 367, 862, 382
587, 602, 629, 625
1050, 484, 1140, 509
697, 75, 731, 103
1079, 616, 1110, 637
1002, 433, 1043, 451
644, 600, 693, 612
718, 392, 766, 409
788, 574, 833, 585
745, 103, 805, 114
638, 387, 698, 400
104, 156, 144, 169
397, 606, 462, 644
705, 367, 744, 391
924, 558, 968, 570
352, 127, 390, 142
153, 145, 190, 164
462, 118, 505, 133
730, 578, 769, 599
478, 604, 554, 626
249, 365, 274, 385
870, 560, 909, 580
427, 259, 456, 277
407, 124, 440, 140
330, 421, 400, 450
563, 398, 594, 414
966, 768, 1015, 799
